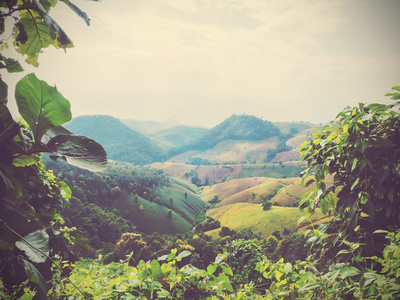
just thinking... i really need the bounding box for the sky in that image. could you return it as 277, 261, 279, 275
3, 0, 400, 128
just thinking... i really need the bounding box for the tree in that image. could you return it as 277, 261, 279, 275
299, 86, 400, 259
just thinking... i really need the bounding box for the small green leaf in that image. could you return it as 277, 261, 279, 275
59, 181, 72, 198
12, 155, 40, 167
339, 266, 361, 278
218, 273, 233, 292
220, 263, 233, 276
207, 263, 218, 275
351, 177, 360, 190
351, 158, 358, 172
176, 250, 191, 259
320, 198, 329, 215
150, 260, 162, 282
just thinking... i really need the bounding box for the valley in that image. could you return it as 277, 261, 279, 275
54, 113, 322, 248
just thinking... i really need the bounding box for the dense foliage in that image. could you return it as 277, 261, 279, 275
0, 0, 106, 297
299, 87, 400, 260
44, 159, 175, 247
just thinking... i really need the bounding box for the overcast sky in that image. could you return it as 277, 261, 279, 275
3, 0, 400, 128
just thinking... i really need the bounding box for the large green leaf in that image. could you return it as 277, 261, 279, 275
46, 134, 107, 172
15, 229, 49, 263
15, 73, 71, 142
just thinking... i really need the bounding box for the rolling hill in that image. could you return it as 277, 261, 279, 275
175, 114, 282, 153
113, 183, 206, 235
205, 204, 325, 239
65, 115, 167, 165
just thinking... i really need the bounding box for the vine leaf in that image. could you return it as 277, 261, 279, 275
46, 134, 107, 172
15, 229, 49, 263
13, 9, 73, 66
15, 73, 72, 143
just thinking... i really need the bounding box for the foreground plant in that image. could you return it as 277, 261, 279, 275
0, 0, 104, 298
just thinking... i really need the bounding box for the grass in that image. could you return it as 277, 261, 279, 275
206, 203, 325, 239
170, 177, 200, 194
154, 186, 206, 223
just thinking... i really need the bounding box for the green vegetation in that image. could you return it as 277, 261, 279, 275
299, 86, 400, 260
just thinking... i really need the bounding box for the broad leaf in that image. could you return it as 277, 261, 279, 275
46, 134, 107, 172
13, 9, 73, 66
150, 260, 162, 282
17, 256, 49, 300
59, 181, 72, 198
218, 273, 233, 292
338, 266, 361, 278
207, 263, 218, 275
176, 250, 191, 259
15, 73, 71, 142
41, 125, 71, 144
15, 229, 49, 263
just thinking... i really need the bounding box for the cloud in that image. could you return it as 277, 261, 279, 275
3, 0, 399, 127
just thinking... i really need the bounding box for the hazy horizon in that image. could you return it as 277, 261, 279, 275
3, 0, 400, 128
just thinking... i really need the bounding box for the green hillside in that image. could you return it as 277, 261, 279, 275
65, 115, 166, 165
45, 159, 205, 246
113, 192, 197, 235
206, 203, 325, 238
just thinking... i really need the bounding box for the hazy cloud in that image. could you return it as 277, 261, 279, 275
3, 0, 400, 127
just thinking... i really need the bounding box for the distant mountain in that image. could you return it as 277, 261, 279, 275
65, 115, 166, 165
203, 114, 281, 146
121, 119, 181, 134
151, 125, 209, 150
173, 114, 281, 153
